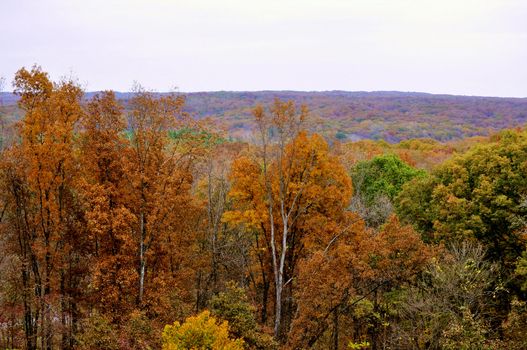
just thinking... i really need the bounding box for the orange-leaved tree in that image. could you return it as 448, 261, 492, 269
1, 65, 84, 350
79, 91, 137, 319
124, 86, 205, 315
288, 216, 432, 349
224, 99, 353, 340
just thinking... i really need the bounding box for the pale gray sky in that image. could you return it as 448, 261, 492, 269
1, 0, 526, 96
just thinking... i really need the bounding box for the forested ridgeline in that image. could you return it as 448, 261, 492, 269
1, 67, 527, 349
2, 89, 527, 143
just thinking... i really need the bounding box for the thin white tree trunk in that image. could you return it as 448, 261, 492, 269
139, 211, 146, 304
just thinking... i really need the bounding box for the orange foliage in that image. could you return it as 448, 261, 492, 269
288, 216, 432, 349
79, 91, 137, 318
3, 65, 85, 349
225, 114, 353, 340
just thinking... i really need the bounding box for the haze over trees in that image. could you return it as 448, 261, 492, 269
2, 90, 527, 143
1, 66, 527, 349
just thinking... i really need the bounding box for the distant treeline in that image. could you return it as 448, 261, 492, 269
2, 90, 527, 142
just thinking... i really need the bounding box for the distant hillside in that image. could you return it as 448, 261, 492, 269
2, 91, 527, 142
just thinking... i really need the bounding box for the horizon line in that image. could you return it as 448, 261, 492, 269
1, 89, 526, 100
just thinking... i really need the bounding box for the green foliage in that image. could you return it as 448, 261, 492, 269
441, 308, 489, 350
123, 310, 157, 350
397, 129, 527, 265
392, 242, 497, 349
335, 130, 347, 140
395, 175, 437, 239
169, 128, 225, 146
515, 250, 527, 291
350, 154, 425, 227
351, 154, 425, 204
347, 340, 370, 349
75, 311, 119, 350
162, 310, 245, 350
351, 299, 375, 320
500, 298, 527, 349
210, 282, 277, 350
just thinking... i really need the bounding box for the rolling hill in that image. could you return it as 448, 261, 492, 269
2, 91, 527, 142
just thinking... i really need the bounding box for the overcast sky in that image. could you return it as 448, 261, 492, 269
1, 0, 526, 96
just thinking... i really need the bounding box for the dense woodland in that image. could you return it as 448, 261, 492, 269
2, 90, 527, 143
0, 67, 527, 349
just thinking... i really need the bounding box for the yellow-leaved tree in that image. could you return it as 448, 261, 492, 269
162, 311, 244, 350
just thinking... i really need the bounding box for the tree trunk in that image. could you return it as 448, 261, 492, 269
274, 273, 283, 338
269, 210, 281, 338
61, 270, 67, 350
22, 264, 37, 350
138, 211, 146, 305
274, 212, 289, 339
332, 308, 339, 350
261, 273, 269, 324
43, 247, 52, 350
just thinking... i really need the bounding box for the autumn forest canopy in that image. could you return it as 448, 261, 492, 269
1, 66, 527, 350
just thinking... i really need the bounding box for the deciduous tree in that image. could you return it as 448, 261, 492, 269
397, 129, 527, 268
79, 91, 137, 319
2, 65, 84, 350
124, 87, 205, 318
162, 310, 244, 350
225, 100, 353, 340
